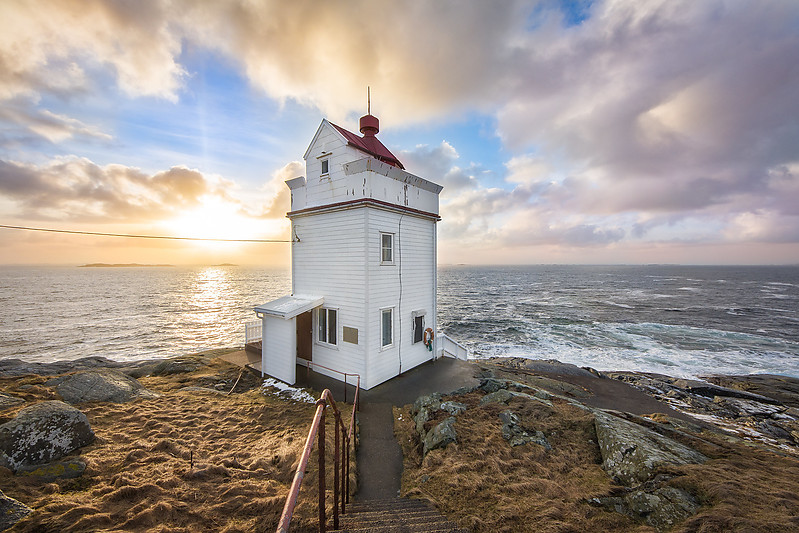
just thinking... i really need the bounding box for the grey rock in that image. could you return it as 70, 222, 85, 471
499, 410, 551, 449
672, 378, 781, 405
480, 389, 515, 405
597, 485, 700, 532
0, 401, 94, 472
440, 401, 467, 416
423, 417, 457, 455
594, 411, 707, 486
16, 458, 86, 480
414, 406, 430, 436
0, 393, 23, 410
479, 378, 508, 394
480, 389, 553, 407
412, 393, 442, 416
0, 489, 32, 531
151, 355, 208, 376
449, 384, 479, 395
48, 369, 159, 404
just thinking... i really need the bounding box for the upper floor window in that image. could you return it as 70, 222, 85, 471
380, 232, 394, 264
318, 307, 337, 345
321, 159, 329, 176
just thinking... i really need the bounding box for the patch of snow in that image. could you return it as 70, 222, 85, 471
261, 378, 316, 404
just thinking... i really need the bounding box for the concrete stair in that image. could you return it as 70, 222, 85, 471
329, 498, 467, 533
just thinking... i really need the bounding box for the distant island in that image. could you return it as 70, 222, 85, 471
79, 263, 175, 268
211, 263, 238, 267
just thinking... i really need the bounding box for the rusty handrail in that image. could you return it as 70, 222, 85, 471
276, 376, 360, 533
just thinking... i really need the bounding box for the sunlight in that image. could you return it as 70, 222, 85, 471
163, 196, 264, 249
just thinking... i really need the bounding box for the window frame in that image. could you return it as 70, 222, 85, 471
380, 307, 394, 349
413, 313, 425, 344
320, 158, 329, 176
317, 307, 338, 346
380, 232, 394, 265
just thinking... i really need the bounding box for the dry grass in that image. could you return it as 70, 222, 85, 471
0, 357, 354, 532
395, 387, 799, 532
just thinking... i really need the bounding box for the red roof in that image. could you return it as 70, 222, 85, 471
330, 122, 405, 170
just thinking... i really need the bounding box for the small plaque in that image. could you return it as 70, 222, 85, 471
343, 326, 359, 344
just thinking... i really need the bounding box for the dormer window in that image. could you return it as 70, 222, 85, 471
321, 159, 329, 176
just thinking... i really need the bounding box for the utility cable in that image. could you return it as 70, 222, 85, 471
0, 224, 290, 243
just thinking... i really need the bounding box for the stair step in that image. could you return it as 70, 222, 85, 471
328, 498, 466, 533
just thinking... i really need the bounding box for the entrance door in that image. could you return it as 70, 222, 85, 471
296, 311, 313, 362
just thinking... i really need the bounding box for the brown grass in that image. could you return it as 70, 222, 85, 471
395, 387, 799, 532
0, 357, 354, 532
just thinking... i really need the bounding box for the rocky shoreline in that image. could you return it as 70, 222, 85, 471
2, 353, 799, 531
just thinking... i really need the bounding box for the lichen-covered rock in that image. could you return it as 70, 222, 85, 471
594, 411, 707, 486
480, 389, 515, 405
479, 378, 508, 394
595, 484, 701, 531
0, 489, 32, 531
412, 393, 442, 416
17, 458, 86, 481
499, 410, 551, 449
480, 389, 553, 407
0, 401, 94, 472
423, 417, 457, 455
48, 369, 159, 404
440, 401, 467, 416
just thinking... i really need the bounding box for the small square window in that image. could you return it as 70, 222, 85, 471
381, 233, 394, 264
381, 308, 393, 348
321, 159, 329, 175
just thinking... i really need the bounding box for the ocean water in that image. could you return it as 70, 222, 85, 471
1, 264, 798, 378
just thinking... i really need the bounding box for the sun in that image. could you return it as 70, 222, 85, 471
162, 196, 277, 247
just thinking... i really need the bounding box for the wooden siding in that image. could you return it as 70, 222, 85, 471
262, 315, 296, 385
364, 208, 437, 389
292, 208, 367, 379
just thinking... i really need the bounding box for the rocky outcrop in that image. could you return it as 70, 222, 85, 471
499, 410, 550, 449
0, 392, 23, 410
0, 490, 32, 531
152, 355, 209, 376
47, 369, 159, 404
423, 417, 457, 455
593, 481, 701, 531
0, 401, 94, 472
594, 411, 707, 486
17, 458, 87, 481
439, 401, 467, 416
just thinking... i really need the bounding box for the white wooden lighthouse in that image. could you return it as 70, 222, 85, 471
254, 112, 444, 390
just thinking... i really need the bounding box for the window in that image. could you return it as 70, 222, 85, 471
413, 314, 424, 344
380, 232, 394, 264
321, 159, 329, 175
318, 307, 337, 345
381, 308, 393, 348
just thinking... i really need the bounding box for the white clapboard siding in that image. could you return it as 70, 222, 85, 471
262, 316, 296, 385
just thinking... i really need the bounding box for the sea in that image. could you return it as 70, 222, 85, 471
1, 264, 798, 379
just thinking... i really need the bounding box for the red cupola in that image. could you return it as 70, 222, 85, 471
359, 114, 379, 136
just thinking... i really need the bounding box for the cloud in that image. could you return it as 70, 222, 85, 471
0, 104, 111, 143
260, 160, 303, 218
0, 157, 228, 222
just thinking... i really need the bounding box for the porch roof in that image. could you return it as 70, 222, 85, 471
254, 294, 324, 320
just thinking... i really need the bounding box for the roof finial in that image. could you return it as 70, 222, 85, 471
360, 86, 379, 136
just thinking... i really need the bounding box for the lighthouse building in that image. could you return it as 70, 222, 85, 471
254, 113, 444, 390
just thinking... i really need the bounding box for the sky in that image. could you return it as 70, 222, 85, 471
1, 0, 798, 267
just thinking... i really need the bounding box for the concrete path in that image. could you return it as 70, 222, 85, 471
294, 357, 480, 501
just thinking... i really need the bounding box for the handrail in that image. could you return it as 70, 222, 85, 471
304, 361, 361, 404
276, 378, 360, 533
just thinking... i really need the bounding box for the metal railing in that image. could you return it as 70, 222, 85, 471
276, 381, 360, 533
437, 332, 469, 360
303, 361, 360, 404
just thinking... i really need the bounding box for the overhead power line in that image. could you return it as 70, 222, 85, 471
0, 224, 290, 243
